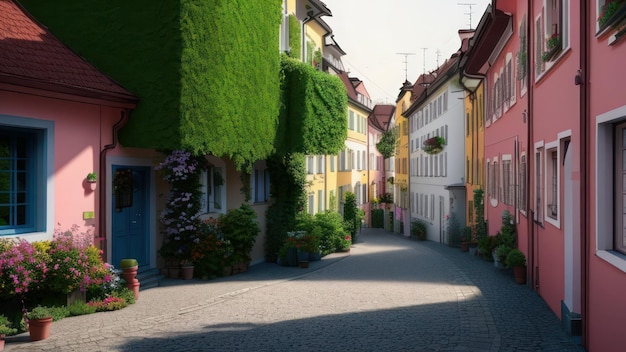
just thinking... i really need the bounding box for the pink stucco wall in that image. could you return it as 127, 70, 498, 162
529, 0, 582, 319
0, 87, 125, 241
587, 2, 626, 350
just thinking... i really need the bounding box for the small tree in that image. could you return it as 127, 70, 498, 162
343, 192, 359, 242
376, 130, 397, 159
472, 188, 486, 242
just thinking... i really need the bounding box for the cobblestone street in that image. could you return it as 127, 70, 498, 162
4, 228, 584, 351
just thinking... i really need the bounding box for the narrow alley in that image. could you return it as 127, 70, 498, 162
5, 228, 582, 352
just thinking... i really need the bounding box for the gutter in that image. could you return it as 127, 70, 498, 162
579, 0, 590, 348
98, 109, 130, 262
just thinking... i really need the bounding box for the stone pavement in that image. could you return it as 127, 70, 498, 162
4, 227, 585, 351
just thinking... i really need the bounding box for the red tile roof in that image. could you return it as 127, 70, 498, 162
0, 0, 137, 103
369, 104, 395, 132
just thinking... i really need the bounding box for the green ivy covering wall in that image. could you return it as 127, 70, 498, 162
20, 0, 183, 150
21, 0, 282, 170
278, 56, 348, 155
179, 0, 282, 169
288, 15, 301, 59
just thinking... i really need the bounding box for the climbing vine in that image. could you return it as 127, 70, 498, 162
376, 130, 397, 159
288, 14, 301, 59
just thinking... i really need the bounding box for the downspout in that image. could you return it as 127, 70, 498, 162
98, 110, 129, 262
527, 0, 535, 291
579, 0, 590, 348
301, 15, 312, 62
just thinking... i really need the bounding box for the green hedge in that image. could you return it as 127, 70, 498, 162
22, 0, 282, 170
278, 56, 348, 155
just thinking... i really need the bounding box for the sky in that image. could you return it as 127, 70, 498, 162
322, 0, 491, 105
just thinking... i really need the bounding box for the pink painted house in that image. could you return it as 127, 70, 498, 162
588, 0, 626, 351
463, 0, 626, 349
367, 104, 394, 225
0, 0, 138, 253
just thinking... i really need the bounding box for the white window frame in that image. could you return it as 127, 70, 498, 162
534, 141, 545, 224
502, 155, 512, 205
200, 156, 226, 215
251, 160, 270, 204
596, 105, 626, 272
544, 141, 560, 227
519, 153, 528, 216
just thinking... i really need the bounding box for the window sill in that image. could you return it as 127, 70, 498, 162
596, 250, 626, 274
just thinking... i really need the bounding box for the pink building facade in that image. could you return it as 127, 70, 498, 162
367, 104, 394, 225
588, 1, 626, 350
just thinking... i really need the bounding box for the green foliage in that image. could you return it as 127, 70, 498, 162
288, 14, 301, 59
0, 314, 17, 336
495, 244, 513, 264
180, 0, 282, 170
265, 153, 307, 260
343, 192, 359, 239
48, 306, 70, 322
478, 235, 499, 259
314, 211, 349, 255
371, 209, 384, 228
220, 204, 260, 264
411, 220, 428, 240
376, 130, 397, 159
21, 0, 283, 171
20, 0, 183, 150
473, 189, 486, 241
505, 249, 526, 268
27, 306, 52, 320
446, 213, 462, 247
278, 56, 348, 155
68, 301, 97, 317
112, 288, 136, 305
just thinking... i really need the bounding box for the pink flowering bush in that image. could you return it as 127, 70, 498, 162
0, 239, 48, 297
46, 225, 108, 294
0, 225, 113, 298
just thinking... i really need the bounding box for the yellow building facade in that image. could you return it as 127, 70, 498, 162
464, 83, 485, 227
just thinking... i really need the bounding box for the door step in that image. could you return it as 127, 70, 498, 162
136, 268, 164, 291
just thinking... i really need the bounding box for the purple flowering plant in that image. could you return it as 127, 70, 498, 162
0, 239, 48, 297
156, 150, 206, 264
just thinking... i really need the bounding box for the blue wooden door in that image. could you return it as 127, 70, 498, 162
112, 165, 149, 268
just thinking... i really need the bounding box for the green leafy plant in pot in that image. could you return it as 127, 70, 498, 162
505, 249, 527, 285
27, 306, 53, 342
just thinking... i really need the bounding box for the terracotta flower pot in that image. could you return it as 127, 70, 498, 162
180, 265, 194, 280
513, 265, 527, 285
121, 264, 140, 300
28, 317, 52, 341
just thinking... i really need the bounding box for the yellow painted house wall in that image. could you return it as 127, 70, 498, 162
464, 83, 485, 226
337, 104, 369, 199
395, 94, 411, 210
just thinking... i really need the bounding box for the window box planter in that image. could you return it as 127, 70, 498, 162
423, 136, 446, 155
598, 1, 626, 33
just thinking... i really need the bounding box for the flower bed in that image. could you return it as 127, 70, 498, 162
0, 225, 135, 335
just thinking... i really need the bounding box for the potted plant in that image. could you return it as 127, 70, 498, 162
86, 172, 97, 183
27, 306, 53, 341
505, 249, 527, 284
598, 0, 626, 30
542, 33, 562, 62
219, 204, 260, 273
0, 315, 17, 351
423, 136, 446, 155
119, 258, 140, 300
410, 220, 427, 241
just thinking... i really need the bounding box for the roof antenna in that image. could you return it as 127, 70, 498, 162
458, 3, 476, 29
396, 52, 415, 81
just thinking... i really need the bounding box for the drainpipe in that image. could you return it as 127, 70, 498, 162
579, 0, 590, 348
527, 0, 535, 293
98, 109, 129, 262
